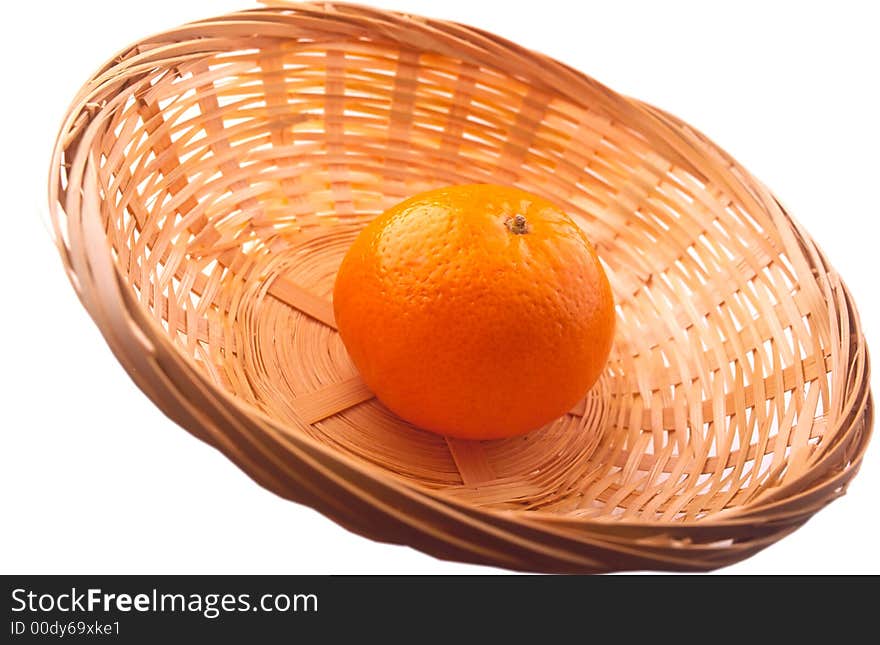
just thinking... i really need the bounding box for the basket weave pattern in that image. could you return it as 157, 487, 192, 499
49, 3, 872, 572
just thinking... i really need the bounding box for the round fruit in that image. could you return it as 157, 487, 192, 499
332, 184, 615, 440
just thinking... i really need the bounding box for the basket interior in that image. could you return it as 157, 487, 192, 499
87, 36, 840, 522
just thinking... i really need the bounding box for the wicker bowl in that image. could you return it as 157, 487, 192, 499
49, 2, 872, 572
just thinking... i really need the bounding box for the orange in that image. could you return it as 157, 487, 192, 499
332, 184, 615, 440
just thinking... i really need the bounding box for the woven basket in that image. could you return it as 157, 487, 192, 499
49, 2, 873, 573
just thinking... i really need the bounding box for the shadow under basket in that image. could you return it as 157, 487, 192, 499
49, 2, 873, 573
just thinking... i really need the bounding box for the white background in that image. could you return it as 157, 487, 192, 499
2, 0, 878, 574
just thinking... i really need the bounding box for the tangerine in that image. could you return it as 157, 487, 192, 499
332, 184, 615, 439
